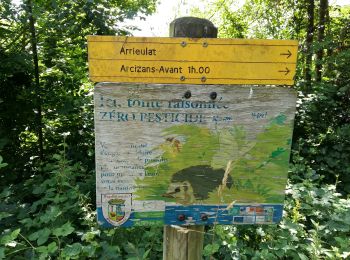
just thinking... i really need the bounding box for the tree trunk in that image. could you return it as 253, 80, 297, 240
305, 0, 315, 93
316, 0, 329, 82
27, 0, 44, 160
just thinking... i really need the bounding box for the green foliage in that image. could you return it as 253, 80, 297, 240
1, 0, 349, 258
293, 5, 350, 193
203, 242, 220, 256
0, 0, 157, 180
0, 47, 36, 183
192, 0, 301, 39
0, 152, 163, 259
0, 156, 8, 169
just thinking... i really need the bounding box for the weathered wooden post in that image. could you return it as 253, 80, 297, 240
163, 17, 218, 260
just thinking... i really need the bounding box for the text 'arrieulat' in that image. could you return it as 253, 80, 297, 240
120, 47, 157, 56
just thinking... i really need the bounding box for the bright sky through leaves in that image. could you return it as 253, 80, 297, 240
11, 0, 350, 36
131, 0, 350, 37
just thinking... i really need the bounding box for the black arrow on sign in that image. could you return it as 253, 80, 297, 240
278, 67, 290, 75
280, 50, 292, 59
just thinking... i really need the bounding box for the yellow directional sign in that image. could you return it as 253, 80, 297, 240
87, 36, 298, 85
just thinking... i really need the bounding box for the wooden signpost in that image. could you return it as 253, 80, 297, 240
88, 17, 298, 260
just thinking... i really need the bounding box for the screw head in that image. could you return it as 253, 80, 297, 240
177, 214, 186, 221
184, 91, 191, 99
200, 213, 208, 221
181, 41, 187, 47
201, 76, 207, 82
180, 76, 186, 81
202, 42, 208, 47
210, 92, 217, 100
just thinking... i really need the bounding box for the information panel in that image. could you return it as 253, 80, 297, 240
88, 36, 298, 85
95, 83, 297, 227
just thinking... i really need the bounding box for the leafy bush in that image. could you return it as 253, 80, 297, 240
2, 151, 349, 259
294, 82, 350, 194
0, 152, 163, 259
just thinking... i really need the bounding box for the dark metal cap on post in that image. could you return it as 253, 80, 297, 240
169, 17, 218, 38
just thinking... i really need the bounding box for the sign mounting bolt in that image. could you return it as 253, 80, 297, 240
177, 214, 186, 221
184, 91, 191, 99
201, 76, 207, 82
200, 213, 208, 221
202, 42, 208, 47
181, 41, 187, 47
210, 92, 217, 100
180, 76, 186, 81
